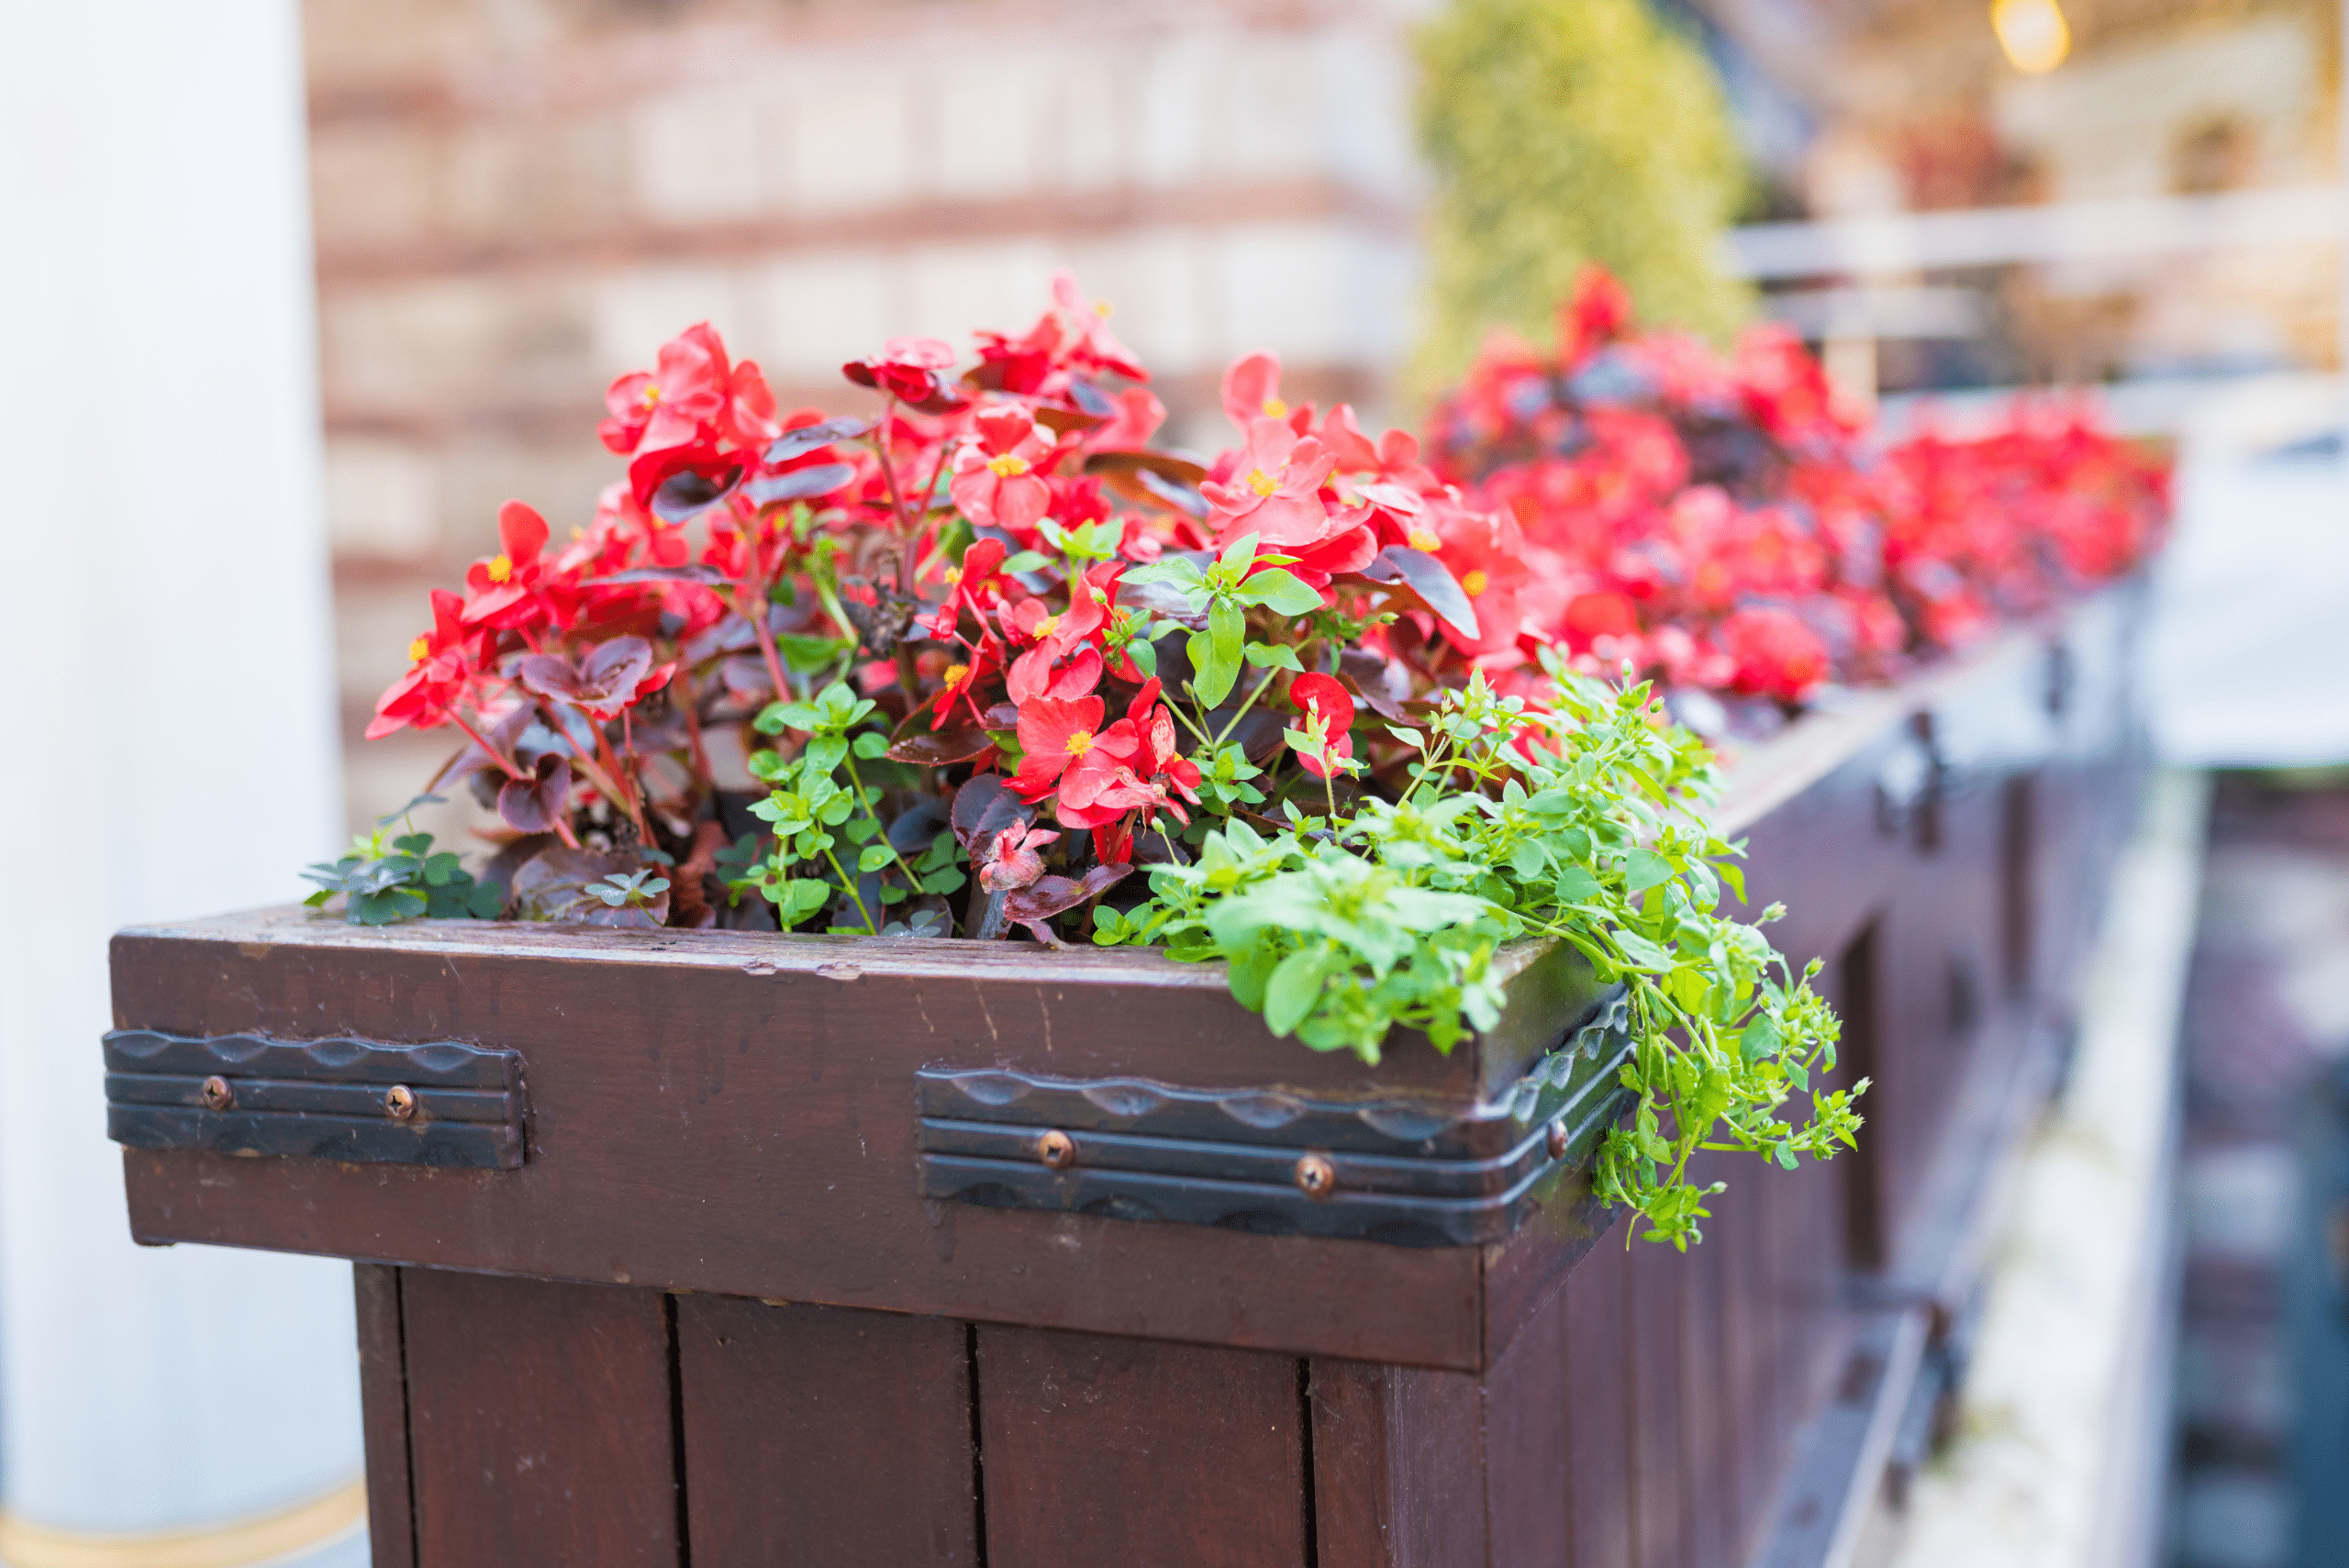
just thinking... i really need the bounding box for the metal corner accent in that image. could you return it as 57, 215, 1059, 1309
914, 987, 1634, 1247
103, 1029, 524, 1170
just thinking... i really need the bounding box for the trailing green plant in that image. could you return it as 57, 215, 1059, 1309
1412, 0, 1753, 392
1095, 660, 1861, 1248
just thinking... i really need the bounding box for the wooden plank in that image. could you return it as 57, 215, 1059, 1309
1677, 1183, 1731, 1568
113, 919, 1489, 1370
1486, 1284, 1571, 1568
977, 1326, 1306, 1567
1563, 1227, 1634, 1568
1629, 1238, 1687, 1568
401, 1270, 680, 1566
1308, 1355, 1496, 1568
675, 1296, 978, 1565
351, 1263, 415, 1568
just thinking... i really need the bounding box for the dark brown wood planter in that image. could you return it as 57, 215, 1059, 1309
106, 584, 2147, 1568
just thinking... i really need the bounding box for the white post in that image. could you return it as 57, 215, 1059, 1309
0, 0, 365, 1561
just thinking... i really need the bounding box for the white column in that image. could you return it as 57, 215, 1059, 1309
0, 0, 365, 1558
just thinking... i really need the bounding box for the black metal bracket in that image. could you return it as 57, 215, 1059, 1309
104, 1029, 524, 1170
915, 989, 1633, 1247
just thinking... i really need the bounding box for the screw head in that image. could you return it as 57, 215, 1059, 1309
384, 1084, 417, 1122
1545, 1121, 1568, 1161
1295, 1154, 1337, 1198
199, 1075, 234, 1112
1037, 1129, 1076, 1170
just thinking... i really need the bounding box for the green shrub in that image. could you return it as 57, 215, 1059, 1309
1412, 0, 1754, 393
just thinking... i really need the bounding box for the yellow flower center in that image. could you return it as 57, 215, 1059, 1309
1094, 299, 1113, 317
1263, 397, 1288, 419
1065, 729, 1096, 756
944, 565, 963, 584
1408, 529, 1442, 552
986, 453, 1031, 478
1030, 614, 1059, 639
942, 663, 970, 687
1461, 570, 1489, 596
1247, 468, 1278, 497
640, 384, 661, 408
408, 636, 430, 662
487, 555, 514, 584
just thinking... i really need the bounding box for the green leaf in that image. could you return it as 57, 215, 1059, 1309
1241, 641, 1305, 672
852, 730, 890, 759
1194, 596, 1245, 706
1623, 848, 1675, 894
1001, 550, 1053, 573
857, 845, 895, 873
1235, 568, 1324, 616
1549, 865, 1600, 902
1264, 948, 1339, 1036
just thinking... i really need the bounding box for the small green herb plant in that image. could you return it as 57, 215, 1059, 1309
1094, 659, 1861, 1249
303, 796, 501, 926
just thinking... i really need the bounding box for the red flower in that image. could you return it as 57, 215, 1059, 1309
367, 590, 482, 740
1008, 694, 1141, 816
462, 501, 562, 631
974, 272, 1147, 394
1220, 351, 1313, 435
977, 821, 1059, 895
844, 336, 964, 411
1557, 265, 1633, 364
949, 406, 1054, 534
1201, 418, 1337, 547
1286, 673, 1356, 780
601, 322, 780, 458
1715, 606, 1831, 703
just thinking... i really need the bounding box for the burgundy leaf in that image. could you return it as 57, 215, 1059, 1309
744, 462, 857, 506
650, 464, 743, 524
517, 654, 584, 703
950, 774, 1033, 853
582, 636, 654, 698
886, 725, 996, 767
1001, 862, 1133, 925
1354, 546, 1480, 639
497, 754, 572, 835
763, 417, 871, 465
583, 564, 727, 587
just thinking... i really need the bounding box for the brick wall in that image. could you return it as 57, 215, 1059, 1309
306, 0, 1429, 832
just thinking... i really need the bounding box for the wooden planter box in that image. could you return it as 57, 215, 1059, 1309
106, 585, 2146, 1568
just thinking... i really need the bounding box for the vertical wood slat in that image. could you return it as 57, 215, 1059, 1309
400, 1270, 681, 1567
1629, 1238, 1687, 1568
1311, 1357, 1491, 1568
1678, 1195, 1731, 1568
1563, 1231, 1634, 1568
675, 1296, 980, 1566
1485, 1285, 1571, 1568
352, 1263, 416, 1568
977, 1324, 1307, 1568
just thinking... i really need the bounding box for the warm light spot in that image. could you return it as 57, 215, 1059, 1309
487, 555, 514, 584
1263, 397, 1288, 420
1065, 729, 1095, 756
571, 528, 585, 540
1991, 0, 2069, 72
1247, 468, 1279, 497
1094, 299, 1114, 317
408, 636, 430, 662
1461, 570, 1489, 597
1408, 529, 1442, 552
986, 453, 1032, 478
943, 663, 970, 687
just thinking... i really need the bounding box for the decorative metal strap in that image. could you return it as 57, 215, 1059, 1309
104, 1030, 524, 1170
916, 988, 1633, 1247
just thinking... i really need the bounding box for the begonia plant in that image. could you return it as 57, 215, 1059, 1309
314, 272, 1867, 1246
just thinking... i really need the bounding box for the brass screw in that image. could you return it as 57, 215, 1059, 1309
384, 1084, 417, 1122
1546, 1121, 1568, 1161
199, 1075, 234, 1112
1037, 1129, 1076, 1170
1295, 1154, 1337, 1198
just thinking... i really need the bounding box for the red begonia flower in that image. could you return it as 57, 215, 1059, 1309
949, 407, 1054, 534
1287, 673, 1356, 780
1200, 418, 1337, 547
367, 589, 482, 740
1220, 352, 1313, 435
843, 336, 964, 411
